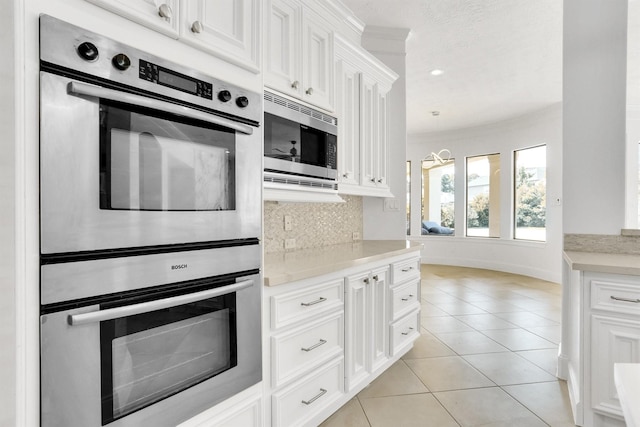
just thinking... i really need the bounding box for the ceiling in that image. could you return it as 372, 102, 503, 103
340, 0, 638, 135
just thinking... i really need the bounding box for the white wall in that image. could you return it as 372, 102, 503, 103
407, 104, 563, 283
563, 0, 628, 235
0, 1, 17, 425
360, 27, 411, 240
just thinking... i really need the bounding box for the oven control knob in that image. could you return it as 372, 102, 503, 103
218, 90, 232, 103
112, 53, 131, 71
236, 96, 249, 108
77, 42, 99, 61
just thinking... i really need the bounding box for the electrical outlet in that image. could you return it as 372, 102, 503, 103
284, 215, 293, 231
352, 231, 361, 241
284, 238, 296, 250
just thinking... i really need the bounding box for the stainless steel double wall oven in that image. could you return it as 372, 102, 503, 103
39, 15, 262, 427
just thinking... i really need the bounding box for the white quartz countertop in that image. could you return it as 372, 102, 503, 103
614, 363, 640, 427
264, 240, 423, 286
563, 251, 640, 276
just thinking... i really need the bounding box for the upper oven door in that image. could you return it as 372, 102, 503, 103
40, 72, 262, 255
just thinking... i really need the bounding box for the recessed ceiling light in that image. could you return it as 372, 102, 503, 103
430, 69, 444, 76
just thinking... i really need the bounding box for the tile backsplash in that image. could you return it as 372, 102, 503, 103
263, 195, 363, 253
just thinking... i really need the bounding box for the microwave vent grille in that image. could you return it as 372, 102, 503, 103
264, 174, 337, 190
264, 91, 337, 126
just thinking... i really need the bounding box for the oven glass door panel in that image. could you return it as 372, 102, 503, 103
102, 103, 236, 212
101, 293, 236, 424
40, 272, 261, 427
40, 72, 261, 254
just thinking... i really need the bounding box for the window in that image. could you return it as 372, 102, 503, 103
514, 145, 546, 241
466, 154, 500, 237
421, 159, 455, 235
406, 161, 411, 235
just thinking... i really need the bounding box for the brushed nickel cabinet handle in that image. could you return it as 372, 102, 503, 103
306, 87, 314, 95
372, 275, 379, 281
363, 278, 369, 284
301, 297, 326, 307
302, 388, 327, 405
291, 81, 299, 89
401, 294, 414, 301
301, 339, 327, 352
610, 295, 640, 303
401, 267, 414, 272
401, 327, 415, 336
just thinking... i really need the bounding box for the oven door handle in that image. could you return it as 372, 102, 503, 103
67, 81, 254, 135
68, 279, 254, 326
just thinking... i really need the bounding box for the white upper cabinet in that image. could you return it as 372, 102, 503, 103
83, 0, 261, 73
84, 0, 180, 37
265, 0, 334, 111
334, 35, 397, 197
180, 0, 261, 72
334, 57, 360, 187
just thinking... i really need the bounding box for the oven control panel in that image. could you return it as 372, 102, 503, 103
40, 14, 260, 125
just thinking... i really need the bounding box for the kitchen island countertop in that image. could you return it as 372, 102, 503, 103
264, 240, 423, 286
563, 251, 640, 276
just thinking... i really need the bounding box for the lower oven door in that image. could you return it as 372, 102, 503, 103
40, 71, 262, 255
40, 272, 261, 427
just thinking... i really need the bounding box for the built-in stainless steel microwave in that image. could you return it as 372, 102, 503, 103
263, 91, 337, 186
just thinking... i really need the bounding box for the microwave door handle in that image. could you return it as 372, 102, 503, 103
67, 81, 254, 135
68, 279, 254, 326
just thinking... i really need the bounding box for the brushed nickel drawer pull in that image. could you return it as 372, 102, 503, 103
401, 267, 414, 272
401, 294, 414, 301
301, 339, 327, 352
372, 275, 379, 281
301, 297, 326, 307
302, 388, 327, 405
401, 327, 415, 336
610, 296, 640, 303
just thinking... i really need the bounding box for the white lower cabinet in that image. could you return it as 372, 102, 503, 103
562, 266, 640, 427
345, 266, 389, 390
264, 250, 421, 426
177, 383, 263, 427
271, 357, 344, 427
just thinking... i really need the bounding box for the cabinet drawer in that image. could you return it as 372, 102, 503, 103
389, 309, 420, 357
391, 257, 420, 285
591, 280, 640, 315
271, 278, 344, 329
391, 279, 420, 321
271, 311, 344, 388
272, 357, 344, 427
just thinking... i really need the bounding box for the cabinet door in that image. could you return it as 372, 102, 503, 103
264, 0, 302, 97
370, 267, 389, 372
375, 89, 390, 190
360, 75, 378, 189
180, 0, 260, 72
301, 9, 334, 111
345, 271, 369, 391
335, 57, 361, 187
85, 0, 180, 37
591, 315, 640, 417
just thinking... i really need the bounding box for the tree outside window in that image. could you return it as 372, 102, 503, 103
514, 145, 546, 241
466, 154, 501, 237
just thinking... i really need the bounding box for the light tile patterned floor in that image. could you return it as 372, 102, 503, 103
320, 264, 576, 427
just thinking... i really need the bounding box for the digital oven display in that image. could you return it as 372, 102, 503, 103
139, 59, 213, 100
158, 69, 198, 94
